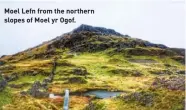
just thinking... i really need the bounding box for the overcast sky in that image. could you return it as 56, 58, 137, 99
0, 0, 185, 55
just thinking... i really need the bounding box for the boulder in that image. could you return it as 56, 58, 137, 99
124, 91, 154, 107
152, 76, 185, 91
149, 70, 173, 75
29, 81, 49, 98
0, 79, 7, 91
73, 67, 88, 75
176, 70, 185, 74
0, 61, 5, 66
4, 73, 18, 82
67, 77, 87, 84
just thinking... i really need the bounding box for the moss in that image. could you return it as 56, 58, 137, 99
84, 100, 106, 110
0, 88, 12, 109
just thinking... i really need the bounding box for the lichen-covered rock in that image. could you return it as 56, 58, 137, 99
67, 77, 87, 84
109, 69, 142, 77
176, 70, 185, 74
131, 71, 143, 77
72, 24, 124, 36
0, 61, 5, 66
171, 56, 185, 64
21, 70, 49, 76
29, 81, 49, 98
152, 76, 185, 91
0, 74, 7, 91
149, 70, 173, 75
73, 67, 88, 75
4, 73, 18, 82
124, 91, 155, 107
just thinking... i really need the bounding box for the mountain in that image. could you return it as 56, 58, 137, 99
0, 24, 185, 110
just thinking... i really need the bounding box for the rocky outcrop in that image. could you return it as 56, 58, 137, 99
171, 56, 185, 64
176, 70, 185, 74
0, 79, 7, 91
149, 70, 173, 75
21, 69, 49, 76
124, 91, 155, 107
152, 76, 185, 91
4, 73, 18, 82
0, 61, 5, 66
67, 77, 87, 84
109, 69, 143, 77
0, 74, 7, 91
73, 67, 88, 76
72, 24, 124, 36
28, 81, 49, 98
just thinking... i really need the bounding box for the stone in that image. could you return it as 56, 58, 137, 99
67, 77, 87, 84
72, 24, 124, 36
29, 81, 49, 98
152, 76, 185, 91
20, 91, 28, 96
149, 70, 172, 75
0, 61, 5, 66
73, 67, 88, 75
0, 79, 7, 91
124, 91, 154, 107
176, 70, 185, 74
131, 71, 143, 77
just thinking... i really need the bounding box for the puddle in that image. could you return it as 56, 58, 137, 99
84, 90, 123, 99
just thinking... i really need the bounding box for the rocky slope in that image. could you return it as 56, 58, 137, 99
0, 24, 185, 110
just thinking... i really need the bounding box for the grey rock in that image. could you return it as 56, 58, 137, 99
29, 81, 49, 98
124, 91, 154, 107
0, 79, 7, 91
0, 61, 5, 66
73, 67, 88, 75
152, 76, 185, 91
72, 24, 124, 36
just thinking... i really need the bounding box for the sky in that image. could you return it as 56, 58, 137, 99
0, 0, 185, 55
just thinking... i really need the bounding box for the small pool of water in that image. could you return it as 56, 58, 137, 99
84, 90, 123, 99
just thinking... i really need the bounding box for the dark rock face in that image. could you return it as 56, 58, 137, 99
21, 70, 49, 76
0, 79, 7, 91
131, 71, 143, 77
124, 91, 154, 107
144, 41, 167, 49
171, 56, 185, 64
168, 48, 185, 56
128, 59, 157, 64
29, 81, 49, 98
149, 70, 173, 75
152, 76, 185, 91
67, 77, 87, 84
72, 24, 124, 36
109, 69, 142, 77
126, 48, 176, 56
176, 70, 185, 74
73, 67, 88, 75
4, 73, 19, 82
0, 61, 5, 66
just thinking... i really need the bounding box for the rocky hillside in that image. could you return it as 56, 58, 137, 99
0, 24, 185, 110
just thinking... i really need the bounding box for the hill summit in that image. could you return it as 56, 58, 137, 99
71, 24, 125, 36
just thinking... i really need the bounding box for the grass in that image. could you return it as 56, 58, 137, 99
0, 88, 12, 110
9, 74, 46, 85
0, 47, 185, 110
